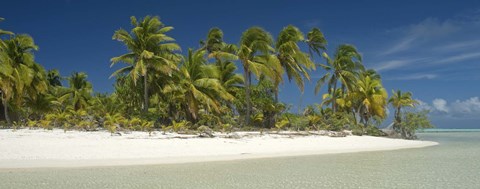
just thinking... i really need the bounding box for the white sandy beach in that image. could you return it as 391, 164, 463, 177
0, 129, 438, 168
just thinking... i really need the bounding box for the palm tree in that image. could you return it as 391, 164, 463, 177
216, 60, 244, 96
238, 27, 282, 125
306, 27, 327, 58
315, 44, 363, 112
25, 93, 55, 119
201, 27, 243, 98
89, 93, 125, 117
59, 72, 92, 111
353, 75, 388, 125
201, 27, 224, 54
389, 90, 417, 136
47, 69, 63, 87
117, 75, 145, 115
275, 25, 316, 98
171, 49, 233, 122
111, 16, 181, 113
0, 34, 45, 125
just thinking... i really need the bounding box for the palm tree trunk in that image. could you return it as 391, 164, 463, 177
2, 98, 11, 126
332, 82, 338, 112
394, 107, 401, 131
352, 110, 357, 125
143, 73, 149, 113
272, 87, 279, 127
274, 88, 279, 103
244, 66, 251, 126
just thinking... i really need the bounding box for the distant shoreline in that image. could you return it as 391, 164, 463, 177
0, 129, 438, 169
419, 129, 480, 133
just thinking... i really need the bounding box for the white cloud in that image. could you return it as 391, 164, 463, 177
371, 11, 480, 81
434, 39, 480, 52
381, 18, 459, 55
373, 58, 430, 72
434, 52, 480, 65
388, 73, 437, 80
415, 99, 432, 111
416, 97, 480, 119
432, 98, 449, 113
381, 37, 416, 56
451, 97, 480, 115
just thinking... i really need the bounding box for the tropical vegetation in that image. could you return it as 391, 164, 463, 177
0, 16, 432, 139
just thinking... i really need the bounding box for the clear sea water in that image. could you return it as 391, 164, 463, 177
1, 130, 479, 188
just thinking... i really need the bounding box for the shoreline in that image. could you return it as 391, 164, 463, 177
0, 129, 438, 169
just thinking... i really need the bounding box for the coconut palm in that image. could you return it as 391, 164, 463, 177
275, 25, 315, 96
24, 93, 55, 119
0, 34, 46, 125
89, 93, 125, 117
169, 49, 234, 122
201, 28, 239, 62
353, 75, 388, 125
200, 28, 243, 96
238, 27, 282, 125
201, 27, 224, 54
111, 15, 181, 113
0, 64, 14, 125
389, 90, 417, 135
59, 72, 92, 111
216, 60, 244, 96
315, 44, 363, 112
306, 27, 327, 58
113, 75, 143, 114
47, 69, 62, 87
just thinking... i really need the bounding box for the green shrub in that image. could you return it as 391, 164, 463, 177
39, 119, 53, 130
275, 118, 290, 132
162, 120, 190, 134
351, 124, 364, 136
27, 120, 37, 129
197, 125, 214, 137
220, 123, 233, 133
400, 110, 434, 139
365, 125, 386, 136
141, 120, 154, 136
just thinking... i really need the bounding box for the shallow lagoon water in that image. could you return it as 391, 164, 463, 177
1, 132, 479, 188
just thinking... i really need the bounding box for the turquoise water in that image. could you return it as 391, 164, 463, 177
420, 128, 480, 132
1, 132, 479, 188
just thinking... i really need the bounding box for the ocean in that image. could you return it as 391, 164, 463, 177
1, 130, 479, 188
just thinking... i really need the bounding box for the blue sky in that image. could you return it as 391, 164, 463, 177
1, 0, 480, 128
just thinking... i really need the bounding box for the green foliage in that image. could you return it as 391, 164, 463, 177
365, 124, 386, 136
275, 118, 290, 132
77, 120, 96, 131
39, 119, 52, 130
351, 124, 364, 136
111, 15, 181, 113
128, 117, 143, 131
58, 72, 92, 111
220, 123, 233, 133
44, 112, 71, 132
162, 120, 191, 134
104, 113, 126, 134
400, 110, 434, 139
27, 119, 37, 129
318, 111, 353, 131
389, 89, 418, 133
197, 125, 214, 137
0, 16, 434, 141
141, 120, 154, 135
283, 113, 309, 131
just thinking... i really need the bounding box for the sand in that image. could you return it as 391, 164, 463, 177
0, 129, 438, 168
